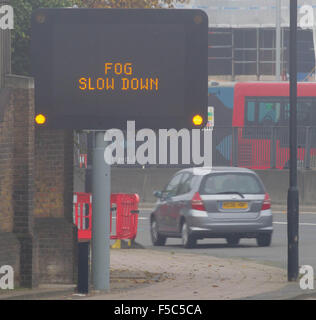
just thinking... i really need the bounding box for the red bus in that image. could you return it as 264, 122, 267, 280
209, 82, 316, 169
233, 82, 316, 169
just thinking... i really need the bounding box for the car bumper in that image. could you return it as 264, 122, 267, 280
186, 209, 273, 238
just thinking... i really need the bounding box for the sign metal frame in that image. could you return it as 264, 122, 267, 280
31, 8, 208, 130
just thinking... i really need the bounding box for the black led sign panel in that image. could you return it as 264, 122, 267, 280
31, 8, 208, 130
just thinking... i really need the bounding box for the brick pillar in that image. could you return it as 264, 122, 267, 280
0, 6, 34, 287
34, 128, 77, 284
0, 75, 77, 287
0, 76, 36, 287
0, 85, 21, 282
11, 81, 37, 287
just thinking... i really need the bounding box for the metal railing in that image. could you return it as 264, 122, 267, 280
214, 126, 316, 169
74, 126, 316, 170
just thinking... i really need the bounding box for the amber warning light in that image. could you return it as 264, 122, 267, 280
192, 114, 203, 126
35, 114, 46, 125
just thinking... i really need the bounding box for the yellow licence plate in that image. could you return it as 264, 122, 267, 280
221, 202, 248, 210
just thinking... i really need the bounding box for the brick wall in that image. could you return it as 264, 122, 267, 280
34, 218, 77, 284
0, 88, 14, 233
0, 86, 26, 286
0, 75, 77, 287
34, 128, 77, 284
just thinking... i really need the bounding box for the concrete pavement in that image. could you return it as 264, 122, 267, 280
84, 249, 316, 300
1, 247, 315, 300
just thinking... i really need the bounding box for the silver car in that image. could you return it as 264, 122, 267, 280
150, 167, 273, 248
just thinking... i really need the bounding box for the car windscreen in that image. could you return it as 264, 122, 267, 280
199, 173, 264, 195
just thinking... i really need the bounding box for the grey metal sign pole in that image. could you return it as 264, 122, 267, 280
92, 131, 111, 291
287, 0, 299, 282
276, 0, 281, 81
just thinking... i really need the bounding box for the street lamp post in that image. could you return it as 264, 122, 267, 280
287, 0, 299, 282
276, 0, 281, 81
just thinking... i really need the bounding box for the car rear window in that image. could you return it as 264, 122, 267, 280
200, 173, 264, 195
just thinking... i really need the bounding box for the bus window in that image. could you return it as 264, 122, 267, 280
284, 103, 290, 121
243, 96, 316, 127
311, 100, 316, 124
258, 102, 280, 124
246, 101, 255, 122
283, 100, 312, 124
298, 101, 311, 123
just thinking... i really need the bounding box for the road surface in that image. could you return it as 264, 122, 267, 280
135, 210, 316, 272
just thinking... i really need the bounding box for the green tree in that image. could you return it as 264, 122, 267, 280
11, 0, 82, 75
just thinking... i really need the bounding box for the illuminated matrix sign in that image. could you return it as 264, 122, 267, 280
31, 9, 208, 130
79, 62, 159, 92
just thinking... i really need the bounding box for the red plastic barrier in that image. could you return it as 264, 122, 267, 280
73, 192, 92, 240
73, 192, 139, 241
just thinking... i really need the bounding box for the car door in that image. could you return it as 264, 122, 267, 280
158, 173, 183, 233
168, 172, 192, 233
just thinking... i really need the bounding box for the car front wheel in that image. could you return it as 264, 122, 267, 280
150, 218, 166, 246
181, 222, 196, 248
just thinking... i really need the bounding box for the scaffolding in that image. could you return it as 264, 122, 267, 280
208, 27, 315, 79
208, 28, 287, 79
175, 0, 316, 79
175, 0, 316, 28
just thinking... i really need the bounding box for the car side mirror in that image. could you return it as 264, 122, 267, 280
153, 191, 162, 198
